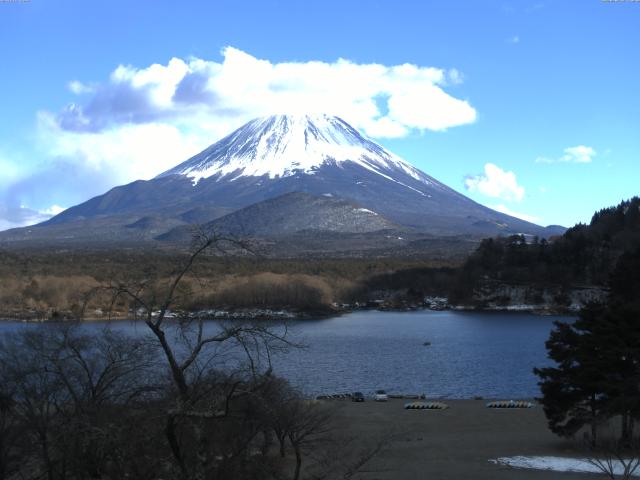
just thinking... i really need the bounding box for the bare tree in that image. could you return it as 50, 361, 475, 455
93, 229, 295, 480
0, 388, 20, 480
310, 434, 391, 480
258, 376, 392, 480
585, 436, 640, 480
286, 400, 334, 480
0, 328, 71, 480
0, 323, 162, 480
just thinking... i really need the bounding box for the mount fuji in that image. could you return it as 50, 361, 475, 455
0, 114, 563, 254
159, 114, 436, 187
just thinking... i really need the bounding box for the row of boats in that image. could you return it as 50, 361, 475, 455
404, 400, 535, 409
317, 394, 535, 410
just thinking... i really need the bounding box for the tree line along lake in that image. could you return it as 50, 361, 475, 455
0, 310, 565, 399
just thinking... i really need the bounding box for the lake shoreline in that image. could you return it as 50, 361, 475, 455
0, 302, 577, 323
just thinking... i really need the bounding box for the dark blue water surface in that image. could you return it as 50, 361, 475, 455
0, 310, 566, 399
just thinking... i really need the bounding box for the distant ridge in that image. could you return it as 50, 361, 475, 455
157, 191, 400, 241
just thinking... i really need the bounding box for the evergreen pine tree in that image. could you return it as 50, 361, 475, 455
534, 304, 609, 445
535, 248, 640, 446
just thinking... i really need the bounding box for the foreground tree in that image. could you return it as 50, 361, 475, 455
0, 388, 19, 480
535, 249, 640, 447
0, 324, 160, 480
534, 304, 610, 444
96, 230, 298, 480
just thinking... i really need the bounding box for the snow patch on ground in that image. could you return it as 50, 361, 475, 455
490, 456, 640, 476
356, 208, 377, 215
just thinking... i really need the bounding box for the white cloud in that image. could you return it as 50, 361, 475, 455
534, 156, 553, 164
39, 204, 66, 216
490, 204, 540, 224
535, 145, 596, 164
0, 152, 25, 188
1, 47, 479, 231
507, 36, 520, 44
0, 203, 62, 232
464, 163, 525, 202
67, 80, 95, 95
447, 68, 464, 85
386, 83, 476, 132
561, 145, 596, 163
38, 112, 209, 183
53, 46, 476, 140
0, 219, 20, 232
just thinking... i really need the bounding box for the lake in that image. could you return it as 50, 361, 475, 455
0, 310, 565, 399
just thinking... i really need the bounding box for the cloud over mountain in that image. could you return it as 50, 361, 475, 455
1, 48, 478, 231
55, 47, 477, 138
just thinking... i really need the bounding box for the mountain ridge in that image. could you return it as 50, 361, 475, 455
157, 191, 402, 241
0, 114, 565, 253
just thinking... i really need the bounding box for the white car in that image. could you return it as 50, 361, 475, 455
373, 390, 388, 402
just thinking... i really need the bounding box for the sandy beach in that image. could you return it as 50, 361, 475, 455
331, 399, 597, 479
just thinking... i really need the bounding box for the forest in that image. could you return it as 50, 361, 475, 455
0, 197, 639, 319
450, 197, 640, 304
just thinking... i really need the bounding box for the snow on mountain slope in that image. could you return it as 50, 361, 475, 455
158, 114, 441, 194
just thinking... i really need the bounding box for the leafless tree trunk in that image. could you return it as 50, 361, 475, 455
96, 229, 294, 480
0, 391, 19, 480
0, 322, 163, 480
285, 400, 334, 480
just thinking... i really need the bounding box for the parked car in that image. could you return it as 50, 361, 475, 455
374, 389, 388, 402
351, 391, 365, 402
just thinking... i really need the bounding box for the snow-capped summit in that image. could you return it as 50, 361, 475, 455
158, 114, 433, 188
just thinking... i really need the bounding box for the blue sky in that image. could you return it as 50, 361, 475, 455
0, 0, 638, 230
